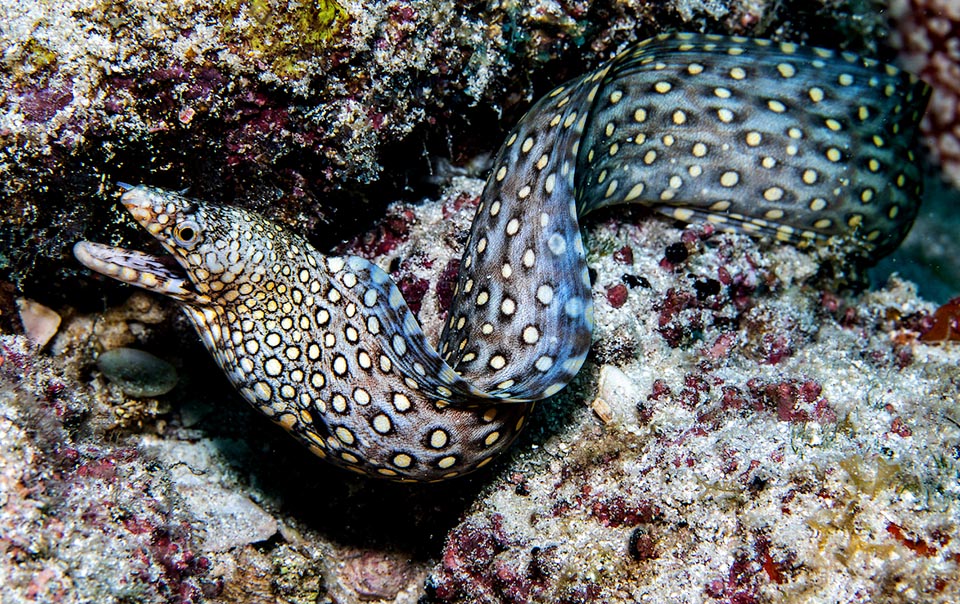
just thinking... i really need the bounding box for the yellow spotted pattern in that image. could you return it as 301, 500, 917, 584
578, 33, 928, 257
76, 33, 928, 482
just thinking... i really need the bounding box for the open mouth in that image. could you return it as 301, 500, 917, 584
74, 240, 207, 304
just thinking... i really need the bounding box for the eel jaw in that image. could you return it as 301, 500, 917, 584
74, 241, 211, 305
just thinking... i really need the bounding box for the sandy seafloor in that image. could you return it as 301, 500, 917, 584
2, 0, 960, 603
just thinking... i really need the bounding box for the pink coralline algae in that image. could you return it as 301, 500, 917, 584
397, 272, 431, 316
432, 515, 519, 601
342, 205, 416, 258
891, 0, 960, 186
704, 533, 792, 602
605, 283, 629, 309
435, 259, 462, 313
612, 245, 634, 265
746, 379, 837, 424
19, 85, 75, 123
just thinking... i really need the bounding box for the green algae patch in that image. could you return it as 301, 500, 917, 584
219, 0, 348, 79
19, 39, 58, 73
2, 38, 59, 86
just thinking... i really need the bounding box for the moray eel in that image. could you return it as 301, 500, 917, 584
75, 33, 928, 482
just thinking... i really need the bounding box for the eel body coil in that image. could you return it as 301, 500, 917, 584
75, 33, 929, 481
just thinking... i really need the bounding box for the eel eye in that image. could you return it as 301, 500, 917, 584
173, 220, 201, 248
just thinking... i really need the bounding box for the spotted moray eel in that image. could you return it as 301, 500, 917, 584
75, 33, 929, 482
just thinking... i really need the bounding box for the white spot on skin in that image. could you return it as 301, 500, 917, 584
720, 171, 739, 187
393, 392, 411, 412
353, 387, 370, 405
537, 284, 554, 305
373, 414, 391, 433
265, 358, 283, 376
624, 183, 645, 201
548, 234, 567, 256
605, 180, 618, 198
430, 430, 448, 448
335, 427, 355, 445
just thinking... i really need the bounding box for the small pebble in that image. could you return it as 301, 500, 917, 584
613, 245, 634, 265
16, 298, 61, 348
622, 274, 650, 288
664, 242, 689, 264
590, 365, 638, 423
97, 347, 178, 397
628, 528, 658, 561
694, 278, 722, 301
606, 284, 628, 308
341, 550, 415, 600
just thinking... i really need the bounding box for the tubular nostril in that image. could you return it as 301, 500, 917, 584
120, 188, 146, 205
120, 186, 158, 219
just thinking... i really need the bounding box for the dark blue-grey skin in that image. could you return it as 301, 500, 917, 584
74, 33, 929, 482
